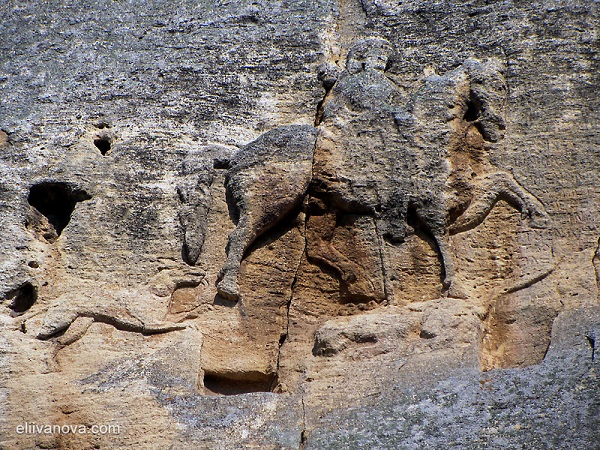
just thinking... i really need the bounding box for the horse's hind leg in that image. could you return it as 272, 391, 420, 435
217, 169, 311, 301
422, 221, 464, 298
217, 214, 258, 301
433, 231, 467, 298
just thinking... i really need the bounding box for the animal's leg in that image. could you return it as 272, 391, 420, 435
307, 211, 357, 282
217, 214, 258, 301
416, 206, 467, 299
307, 211, 384, 301
178, 196, 210, 265
37, 305, 79, 340
434, 232, 467, 299
380, 196, 410, 243
450, 172, 550, 234
177, 167, 214, 265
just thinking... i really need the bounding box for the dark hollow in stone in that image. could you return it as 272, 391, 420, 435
420, 330, 437, 339
586, 335, 596, 361
463, 98, 481, 122
213, 157, 231, 170
28, 182, 92, 236
5, 282, 37, 316
203, 373, 275, 396
94, 137, 111, 155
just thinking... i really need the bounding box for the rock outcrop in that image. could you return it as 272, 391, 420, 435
1, 0, 598, 448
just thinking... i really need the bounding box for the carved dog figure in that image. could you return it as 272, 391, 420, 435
177, 144, 235, 265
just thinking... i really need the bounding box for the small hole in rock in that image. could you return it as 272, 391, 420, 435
95, 121, 111, 130
420, 330, 436, 339
203, 373, 275, 396
94, 137, 111, 155
464, 98, 480, 122
4, 282, 37, 317
28, 182, 91, 239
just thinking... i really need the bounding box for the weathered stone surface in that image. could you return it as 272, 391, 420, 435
217, 124, 317, 301
0, 0, 598, 448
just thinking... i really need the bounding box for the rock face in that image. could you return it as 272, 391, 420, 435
0, 1, 598, 449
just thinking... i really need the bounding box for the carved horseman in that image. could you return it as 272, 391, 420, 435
28, 40, 552, 348
212, 39, 550, 302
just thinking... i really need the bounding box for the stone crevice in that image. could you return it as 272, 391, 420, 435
373, 219, 392, 303
593, 237, 600, 293
272, 209, 308, 392
299, 386, 308, 450
585, 335, 596, 361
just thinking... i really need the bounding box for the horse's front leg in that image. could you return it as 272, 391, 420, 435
417, 205, 467, 299
449, 171, 550, 234
178, 189, 210, 265
306, 210, 385, 302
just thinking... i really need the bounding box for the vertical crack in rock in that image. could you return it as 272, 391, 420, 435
272, 163, 314, 392
272, 224, 306, 392
267, 125, 320, 390
293, 122, 321, 449
593, 238, 600, 295
585, 335, 596, 361
374, 220, 391, 303
314, 73, 335, 126
299, 387, 308, 450
358, 0, 369, 16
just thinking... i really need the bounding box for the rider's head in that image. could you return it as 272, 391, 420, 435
346, 38, 393, 74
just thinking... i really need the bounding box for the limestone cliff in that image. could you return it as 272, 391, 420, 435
1, 1, 598, 449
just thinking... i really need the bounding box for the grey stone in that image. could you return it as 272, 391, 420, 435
0, 1, 598, 449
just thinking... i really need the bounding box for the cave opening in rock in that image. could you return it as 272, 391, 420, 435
4, 282, 37, 317
203, 372, 275, 396
94, 136, 112, 155
463, 97, 481, 122
27, 182, 91, 237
